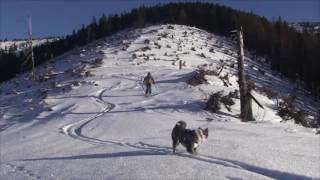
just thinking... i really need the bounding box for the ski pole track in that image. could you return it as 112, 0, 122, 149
60, 87, 115, 145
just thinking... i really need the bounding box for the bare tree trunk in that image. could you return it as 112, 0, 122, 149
237, 26, 254, 122
28, 16, 36, 81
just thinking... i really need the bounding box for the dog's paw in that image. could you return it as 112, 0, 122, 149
191, 148, 199, 155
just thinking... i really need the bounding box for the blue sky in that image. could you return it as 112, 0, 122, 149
1, 0, 319, 40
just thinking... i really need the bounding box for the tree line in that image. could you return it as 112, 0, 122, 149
1, 2, 319, 98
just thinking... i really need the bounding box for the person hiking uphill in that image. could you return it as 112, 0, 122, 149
143, 72, 155, 96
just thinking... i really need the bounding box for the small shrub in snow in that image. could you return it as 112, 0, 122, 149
293, 110, 308, 127
50, 81, 59, 88
94, 58, 103, 65
6, 90, 18, 95
183, 31, 187, 37
64, 65, 86, 77
159, 32, 169, 38
144, 39, 150, 44
191, 47, 196, 51
206, 91, 222, 113
71, 80, 81, 87
121, 42, 130, 51
317, 111, 320, 127
258, 68, 265, 75
277, 94, 309, 127
228, 90, 239, 99
209, 48, 215, 53
37, 74, 51, 82
262, 87, 278, 99
132, 54, 137, 59
278, 101, 295, 121
85, 71, 94, 77
183, 61, 187, 67
221, 94, 236, 112
166, 44, 171, 48
154, 42, 161, 49
199, 53, 206, 58
141, 46, 151, 52
220, 74, 230, 87
167, 25, 174, 29
186, 70, 210, 86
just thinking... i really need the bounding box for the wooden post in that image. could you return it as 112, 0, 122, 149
179, 60, 182, 70
28, 16, 36, 81
236, 26, 254, 122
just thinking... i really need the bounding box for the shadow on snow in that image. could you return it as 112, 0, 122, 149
21, 142, 312, 180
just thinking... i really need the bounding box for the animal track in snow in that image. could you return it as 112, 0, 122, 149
2, 162, 42, 179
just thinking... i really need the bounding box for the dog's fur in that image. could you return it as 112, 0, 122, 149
171, 121, 208, 154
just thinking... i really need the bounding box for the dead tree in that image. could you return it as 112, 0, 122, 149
233, 26, 254, 122
28, 16, 36, 81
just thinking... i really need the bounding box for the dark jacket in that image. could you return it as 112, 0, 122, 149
143, 74, 155, 85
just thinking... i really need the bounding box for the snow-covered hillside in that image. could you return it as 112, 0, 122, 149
0, 24, 319, 180
0, 38, 59, 53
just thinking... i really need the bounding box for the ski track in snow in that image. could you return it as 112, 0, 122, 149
58, 74, 160, 148
59, 87, 116, 145
58, 74, 171, 154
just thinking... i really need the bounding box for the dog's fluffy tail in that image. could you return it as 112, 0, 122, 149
175, 121, 187, 129
172, 121, 187, 137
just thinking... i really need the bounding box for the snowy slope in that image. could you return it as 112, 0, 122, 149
0, 38, 59, 53
0, 24, 319, 180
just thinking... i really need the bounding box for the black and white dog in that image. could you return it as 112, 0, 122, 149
171, 121, 208, 154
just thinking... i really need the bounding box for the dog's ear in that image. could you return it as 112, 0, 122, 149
204, 128, 208, 138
